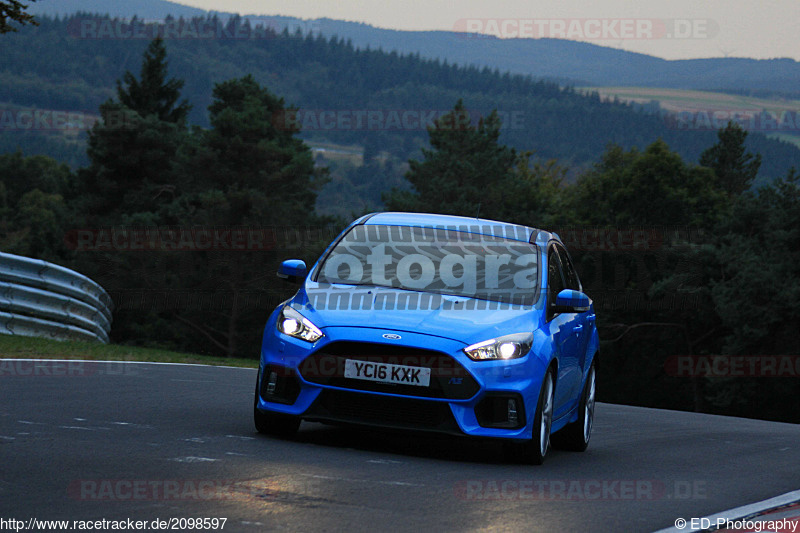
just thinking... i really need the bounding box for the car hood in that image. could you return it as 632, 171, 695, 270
292, 284, 537, 345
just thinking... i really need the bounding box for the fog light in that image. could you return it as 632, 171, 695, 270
475, 394, 525, 429
266, 371, 278, 394
508, 399, 518, 425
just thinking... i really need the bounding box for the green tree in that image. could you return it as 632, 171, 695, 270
116, 38, 191, 125
504, 152, 569, 227
191, 75, 324, 212
569, 140, 730, 414
699, 121, 762, 198
572, 140, 726, 227
77, 38, 190, 221
164, 75, 328, 357
700, 168, 800, 421
0, 152, 72, 262
80, 109, 187, 218
0, 151, 72, 203
8, 188, 68, 260
711, 168, 800, 356
0, 0, 37, 33
384, 100, 517, 220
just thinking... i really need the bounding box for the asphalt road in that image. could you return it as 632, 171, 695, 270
1, 360, 798, 532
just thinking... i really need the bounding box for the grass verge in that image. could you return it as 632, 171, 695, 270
0, 334, 258, 368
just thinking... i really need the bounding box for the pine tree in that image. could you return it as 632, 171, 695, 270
78, 38, 191, 220
116, 37, 191, 124
183, 74, 324, 220
166, 75, 328, 357
700, 121, 762, 198
384, 100, 517, 220
0, 0, 38, 33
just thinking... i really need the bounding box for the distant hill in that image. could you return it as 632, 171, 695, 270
3, 14, 800, 215
27, 0, 800, 93
28, 0, 207, 19
307, 19, 800, 93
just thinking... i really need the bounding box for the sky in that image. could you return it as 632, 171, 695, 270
171, 0, 800, 61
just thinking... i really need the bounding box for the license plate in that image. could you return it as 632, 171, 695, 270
344, 359, 431, 387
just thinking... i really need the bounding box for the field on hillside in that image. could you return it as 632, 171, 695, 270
582, 86, 800, 148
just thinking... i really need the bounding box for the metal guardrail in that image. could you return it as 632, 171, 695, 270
0, 252, 113, 343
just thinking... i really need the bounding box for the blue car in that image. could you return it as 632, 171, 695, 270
255, 212, 598, 464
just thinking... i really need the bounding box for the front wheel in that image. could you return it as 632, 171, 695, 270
552, 361, 596, 452
505, 369, 554, 465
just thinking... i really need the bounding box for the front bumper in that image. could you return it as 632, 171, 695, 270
257, 325, 549, 439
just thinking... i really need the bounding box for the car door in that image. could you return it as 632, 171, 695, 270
545, 245, 582, 420
555, 243, 594, 373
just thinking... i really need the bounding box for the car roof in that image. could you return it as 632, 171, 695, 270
359, 212, 558, 246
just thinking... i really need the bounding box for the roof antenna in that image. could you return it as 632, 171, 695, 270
475, 202, 481, 220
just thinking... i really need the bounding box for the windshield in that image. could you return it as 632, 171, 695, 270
316, 224, 539, 305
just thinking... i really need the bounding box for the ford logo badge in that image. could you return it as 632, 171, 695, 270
382, 333, 402, 340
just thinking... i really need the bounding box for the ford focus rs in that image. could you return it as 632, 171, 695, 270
254, 212, 598, 464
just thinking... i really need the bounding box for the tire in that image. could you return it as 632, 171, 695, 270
253, 372, 301, 437
552, 361, 596, 452
504, 369, 555, 465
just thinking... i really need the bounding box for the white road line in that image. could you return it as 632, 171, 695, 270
109, 422, 154, 429
300, 473, 423, 487
0, 358, 256, 370
653, 489, 800, 532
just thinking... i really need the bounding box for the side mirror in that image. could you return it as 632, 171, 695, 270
277, 259, 307, 284
553, 289, 591, 313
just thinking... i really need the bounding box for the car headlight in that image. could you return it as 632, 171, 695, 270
276, 306, 324, 342
463, 332, 533, 361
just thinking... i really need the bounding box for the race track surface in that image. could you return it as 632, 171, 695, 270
1, 360, 798, 532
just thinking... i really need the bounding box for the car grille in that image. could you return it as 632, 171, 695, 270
304, 389, 462, 435
297, 341, 480, 400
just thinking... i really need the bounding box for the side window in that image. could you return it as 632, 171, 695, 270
555, 244, 581, 292
547, 248, 565, 319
